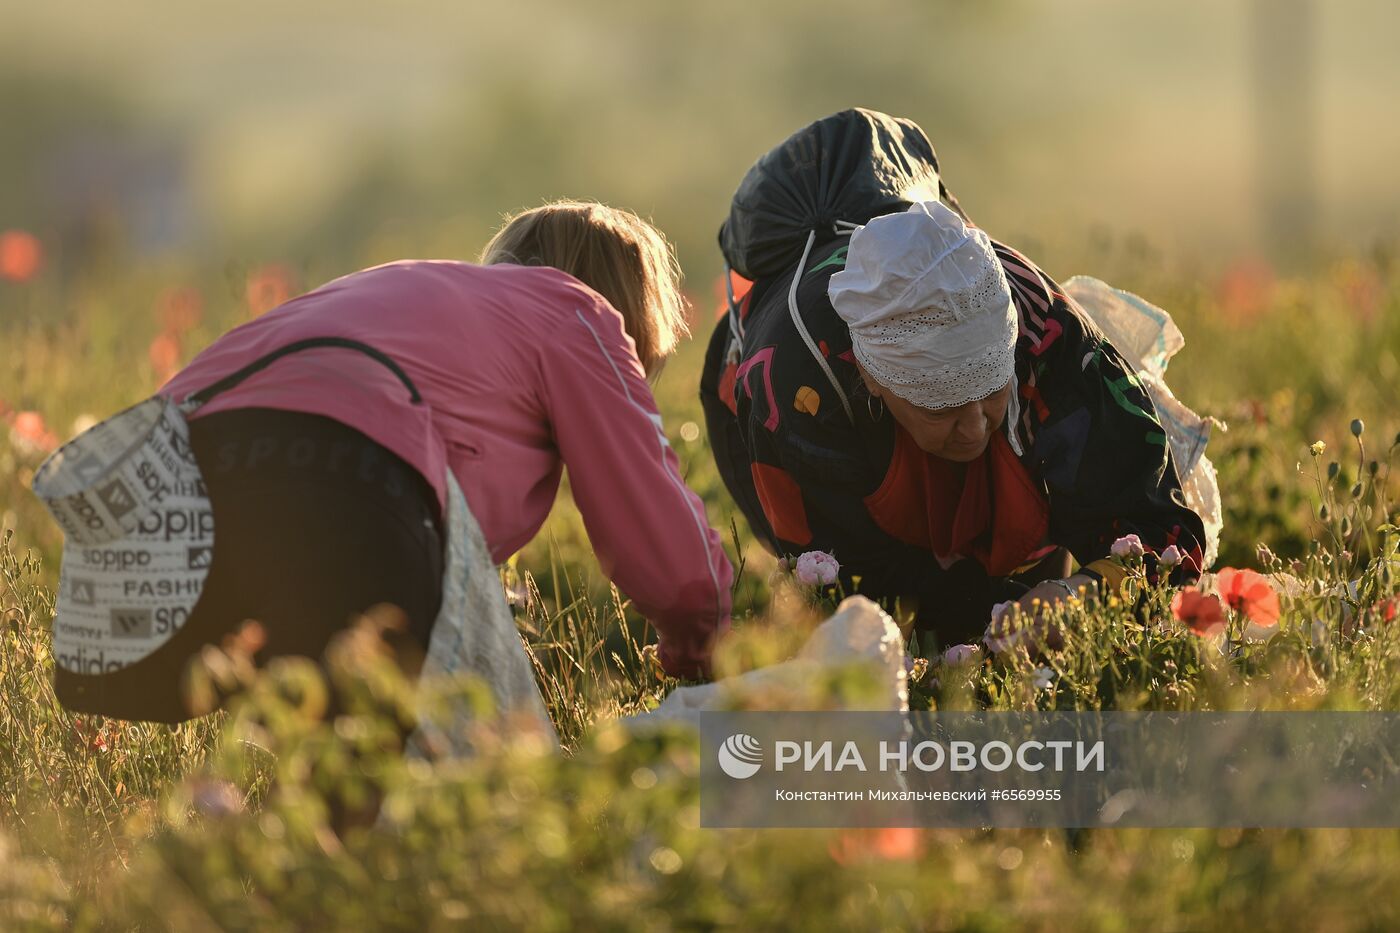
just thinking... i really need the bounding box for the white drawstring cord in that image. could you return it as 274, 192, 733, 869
724, 261, 744, 345
1005, 371, 1024, 456
788, 228, 856, 425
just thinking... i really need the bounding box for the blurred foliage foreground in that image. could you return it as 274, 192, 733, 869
4, 482, 1400, 931
2, 437, 1400, 928
4, 244, 1400, 928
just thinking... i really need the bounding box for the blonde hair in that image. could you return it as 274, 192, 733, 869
481, 200, 690, 376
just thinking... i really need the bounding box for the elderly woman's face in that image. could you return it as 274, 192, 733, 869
860, 367, 1014, 461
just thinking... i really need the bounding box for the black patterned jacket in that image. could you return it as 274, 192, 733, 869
700, 235, 1206, 643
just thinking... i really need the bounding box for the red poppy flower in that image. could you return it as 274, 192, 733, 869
1217, 256, 1274, 324
0, 230, 42, 283
829, 827, 923, 864
12, 410, 44, 440
9, 410, 58, 454
149, 332, 182, 386
1214, 568, 1281, 627
246, 264, 296, 318
1172, 589, 1227, 637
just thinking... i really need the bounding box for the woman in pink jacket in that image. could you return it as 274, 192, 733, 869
96, 201, 732, 722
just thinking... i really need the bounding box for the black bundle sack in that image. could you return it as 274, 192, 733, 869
718, 107, 946, 281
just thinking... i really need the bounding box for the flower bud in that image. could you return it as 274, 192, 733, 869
1110, 534, 1146, 561
1352, 419, 1365, 438
1328, 462, 1340, 481
1370, 460, 1381, 476
1352, 484, 1364, 499
941, 644, 981, 666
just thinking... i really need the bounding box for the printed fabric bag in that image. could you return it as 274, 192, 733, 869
1062, 276, 1223, 568
31, 337, 431, 717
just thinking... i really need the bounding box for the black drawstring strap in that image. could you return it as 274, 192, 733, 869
187, 337, 422, 406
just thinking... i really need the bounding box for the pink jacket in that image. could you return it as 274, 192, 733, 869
162, 260, 732, 676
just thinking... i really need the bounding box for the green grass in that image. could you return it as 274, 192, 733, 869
3, 249, 1400, 929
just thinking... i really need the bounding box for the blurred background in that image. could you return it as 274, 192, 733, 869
3, 0, 1399, 579
3, 0, 1397, 280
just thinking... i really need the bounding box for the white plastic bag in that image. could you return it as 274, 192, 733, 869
1063, 276, 1223, 568
625, 596, 909, 729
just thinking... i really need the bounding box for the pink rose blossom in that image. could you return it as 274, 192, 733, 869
1158, 544, 1183, 569
1110, 534, 1145, 561
793, 550, 839, 587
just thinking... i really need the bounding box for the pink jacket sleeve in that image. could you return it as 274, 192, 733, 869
540, 300, 733, 679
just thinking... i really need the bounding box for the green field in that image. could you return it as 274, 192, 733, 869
3, 235, 1400, 929
6, 1, 1400, 927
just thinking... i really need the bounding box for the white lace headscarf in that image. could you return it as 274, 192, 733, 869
828, 200, 1023, 454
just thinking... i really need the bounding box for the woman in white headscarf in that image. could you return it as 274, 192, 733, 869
701, 111, 1206, 645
